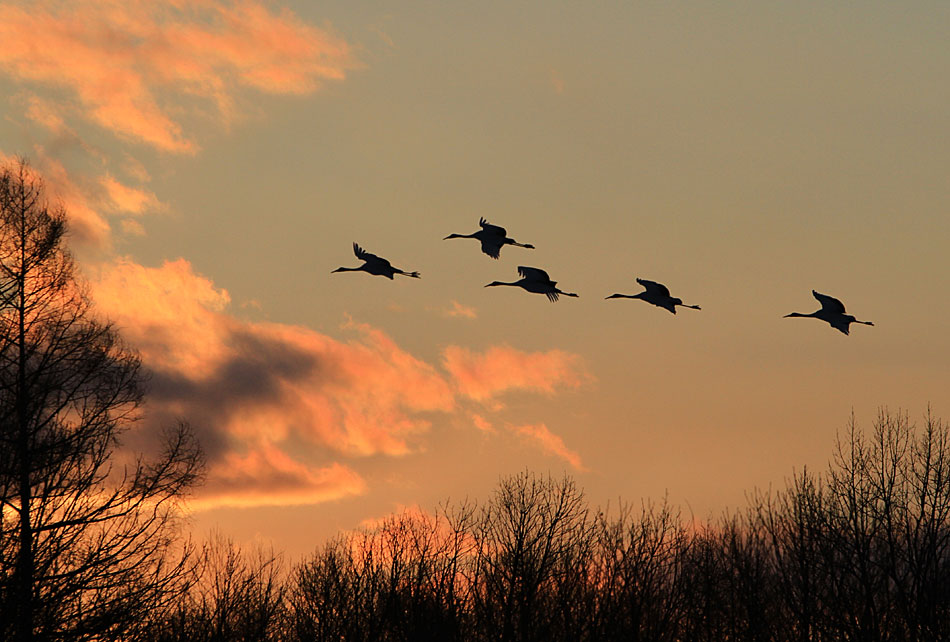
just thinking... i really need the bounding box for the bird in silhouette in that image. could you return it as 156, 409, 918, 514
606, 278, 701, 314
784, 290, 873, 335
485, 266, 578, 302
443, 217, 535, 259
331, 243, 420, 279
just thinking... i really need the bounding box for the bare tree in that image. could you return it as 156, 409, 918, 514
284, 410, 950, 642
290, 501, 478, 642
0, 159, 203, 641
591, 498, 691, 641
145, 533, 285, 642
472, 471, 593, 642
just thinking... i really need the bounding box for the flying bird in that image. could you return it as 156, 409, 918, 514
443, 217, 535, 259
331, 243, 420, 279
784, 290, 873, 335
485, 266, 578, 302
606, 278, 701, 314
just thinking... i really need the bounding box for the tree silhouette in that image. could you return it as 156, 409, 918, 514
282, 410, 950, 642
0, 159, 203, 641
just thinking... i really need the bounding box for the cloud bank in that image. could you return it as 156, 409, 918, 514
0, 0, 355, 153
91, 259, 589, 509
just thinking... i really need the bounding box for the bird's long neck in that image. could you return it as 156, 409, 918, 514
445, 233, 477, 240
486, 281, 519, 287
606, 293, 638, 300
508, 241, 534, 248
332, 266, 361, 273
558, 289, 579, 298
680, 303, 701, 310
784, 311, 817, 318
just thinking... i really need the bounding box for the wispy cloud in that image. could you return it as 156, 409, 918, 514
189, 447, 366, 511
441, 300, 478, 319
89, 258, 589, 508
0, 0, 355, 153
514, 423, 586, 471
23, 94, 68, 134
93, 259, 456, 458
471, 413, 495, 433
443, 345, 588, 401
549, 69, 566, 95
100, 174, 162, 215
16, 151, 114, 246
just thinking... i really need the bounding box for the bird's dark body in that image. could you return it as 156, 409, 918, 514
784, 290, 873, 335
485, 266, 578, 302
606, 278, 701, 314
332, 243, 420, 279
444, 218, 535, 259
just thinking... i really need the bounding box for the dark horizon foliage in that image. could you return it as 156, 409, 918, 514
144, 409, 950, 642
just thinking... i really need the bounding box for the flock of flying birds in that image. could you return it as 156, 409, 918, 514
332, 217, 875, 336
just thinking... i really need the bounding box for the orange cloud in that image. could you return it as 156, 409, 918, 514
514, 423, 586, 471
443, 345, 588, 401
100, 174, 162, 215
0, 152, 165, 247
89, 257, 589, 508
23, 94, 68, 133
93, 257, 232, 376
0, 0, 355, 153
359, 503, 433, 530
442, 300, 478, 319
189, 446, 366, 510
472, 413, 495, 433
92, 258, 455, 457
6, 152, 113, 247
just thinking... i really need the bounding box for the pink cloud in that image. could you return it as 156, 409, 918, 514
0, 152, 164, 247
442, 300, 478, 319
88, 257, 589, 508
514, 423, 586, 471
189, 445, 366, 510
120, 219, 146, 236
471, 413, 495, 433
0, 0, 355, 153
92, 257, 232, 376
23, 94, 68, 133
100, 174, 162, 215
1, 152, 113, 247
443, 345, 589, 401
91, 258, 455, 457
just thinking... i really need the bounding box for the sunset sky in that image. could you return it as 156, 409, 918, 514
1, 0, 948, 559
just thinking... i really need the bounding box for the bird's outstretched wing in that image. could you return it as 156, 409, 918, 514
480, 238, 503, 259
812, 290, 846, 314
353, 243, 390, 267
479, 217, 508, 237
637, 278, 671, 297
518, 266, 552, 283
829, 317, 851, 335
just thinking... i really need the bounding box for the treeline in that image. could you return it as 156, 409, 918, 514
144, 410, 950, 642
